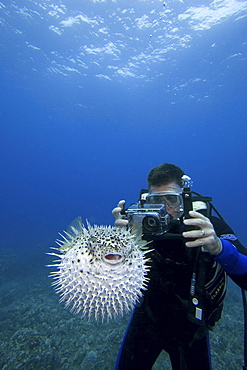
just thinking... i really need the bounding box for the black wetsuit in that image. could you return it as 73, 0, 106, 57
115, 216, 247, 370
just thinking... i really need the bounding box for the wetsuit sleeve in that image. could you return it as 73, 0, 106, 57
214, 239, 247, 275
210, 216, 247, 290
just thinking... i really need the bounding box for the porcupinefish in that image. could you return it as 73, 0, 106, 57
48, 217, 151, 321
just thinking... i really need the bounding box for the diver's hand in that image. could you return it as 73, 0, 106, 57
112, 200, 129, 227
182, 211, 222, 255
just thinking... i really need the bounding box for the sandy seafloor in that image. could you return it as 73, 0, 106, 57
0, 246, 244, 370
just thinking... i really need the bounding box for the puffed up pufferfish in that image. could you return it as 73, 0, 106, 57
47, 217, 151, 321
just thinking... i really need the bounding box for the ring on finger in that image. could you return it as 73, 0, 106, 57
201, 229, 205, 237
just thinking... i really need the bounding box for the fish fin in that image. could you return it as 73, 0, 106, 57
66, 217, 84, 237
56, 217, 84, 250
131, 223, 151, 250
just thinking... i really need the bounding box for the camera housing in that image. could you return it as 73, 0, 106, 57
123, 187, 211, 242
125, 203, 172, 237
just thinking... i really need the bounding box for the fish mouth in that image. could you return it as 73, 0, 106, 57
103, 253, 123, 265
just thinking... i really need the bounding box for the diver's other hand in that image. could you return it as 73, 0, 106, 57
182, 211, 222, 255
112, 200, 129, 227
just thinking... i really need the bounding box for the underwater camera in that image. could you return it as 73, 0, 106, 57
123, 187, 194, 239
125, 203, 172, 237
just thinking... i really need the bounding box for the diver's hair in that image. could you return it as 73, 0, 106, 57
147, 163, 185, 189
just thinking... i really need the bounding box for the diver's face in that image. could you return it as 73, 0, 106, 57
149, 182, 183, 219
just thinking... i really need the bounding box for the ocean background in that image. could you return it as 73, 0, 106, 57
0, 0, 247, 368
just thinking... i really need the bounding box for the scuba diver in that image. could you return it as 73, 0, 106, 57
112, 163, 247, 370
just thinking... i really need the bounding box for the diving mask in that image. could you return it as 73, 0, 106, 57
146, 192, 184, 218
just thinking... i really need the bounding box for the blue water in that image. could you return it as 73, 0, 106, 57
0, 1, 247, 368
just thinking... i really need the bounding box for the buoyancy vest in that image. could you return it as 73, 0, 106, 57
140, 193, 227, 334
145, 236, 227, 331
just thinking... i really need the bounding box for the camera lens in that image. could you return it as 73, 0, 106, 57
142, 215, 159, 232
